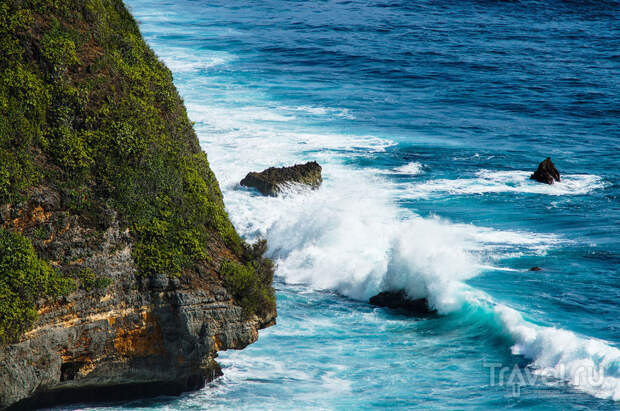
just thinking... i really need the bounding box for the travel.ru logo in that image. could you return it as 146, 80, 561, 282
483, 362, 606, 397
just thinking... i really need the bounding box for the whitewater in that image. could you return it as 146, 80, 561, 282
65, 0, 620, 409
194, 98, 619, 401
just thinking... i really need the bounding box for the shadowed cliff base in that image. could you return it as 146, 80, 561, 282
7, 373, 215, 411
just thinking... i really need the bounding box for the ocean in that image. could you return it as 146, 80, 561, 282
61, 0, 620, 409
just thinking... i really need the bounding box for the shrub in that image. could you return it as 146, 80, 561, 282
0, 229, 74, 345
220, 244, 275, 318
0, 0, 245, 279
76, 267, 112, 292
0, 0, 275, 343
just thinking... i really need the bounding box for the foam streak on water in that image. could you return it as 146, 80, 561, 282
401, 170, 606, 199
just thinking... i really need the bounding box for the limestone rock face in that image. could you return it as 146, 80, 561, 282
240, 162, 322, 196
530, 157, 561, 185
369, 291, 434, 316
0, 202, 275, 409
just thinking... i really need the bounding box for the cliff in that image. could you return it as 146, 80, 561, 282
0, 0, 275, 408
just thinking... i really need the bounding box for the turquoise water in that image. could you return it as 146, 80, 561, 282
64, 0, 619, 409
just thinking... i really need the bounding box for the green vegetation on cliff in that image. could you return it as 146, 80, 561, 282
221, 240, 276, 318
0, 0, 274, 343
0, 229, 74, 345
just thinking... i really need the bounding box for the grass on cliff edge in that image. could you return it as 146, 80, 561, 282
0, 0, 274, 343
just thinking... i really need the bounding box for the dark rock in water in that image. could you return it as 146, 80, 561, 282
369, 290, 434, 315
240, 161, 322, 196
530, 157, 561, 185
529, 266, 543, 271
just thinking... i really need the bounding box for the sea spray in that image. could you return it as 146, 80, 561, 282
125, 0, 620, 405
393, 162, 425, 175
226, 163, 620, 401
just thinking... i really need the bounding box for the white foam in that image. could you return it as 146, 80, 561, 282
190, 104, 296, 130
214, 156, 557, 313
153, 47, 231, 73
401, 170, 606, 199
145, 39, 618, 402
393, 161, 424, 175
495, 305, 620, 401
278, 105, 355, 119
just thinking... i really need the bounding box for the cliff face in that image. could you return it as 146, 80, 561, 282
0, 0, 275, 408
0, 195, 275, 409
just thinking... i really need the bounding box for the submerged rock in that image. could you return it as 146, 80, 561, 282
529, 266, 543, 271
369, 291, 435, 315
240, 161, 322, 196
530, 157, 561, 185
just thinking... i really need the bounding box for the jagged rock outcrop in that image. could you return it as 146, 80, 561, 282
240, 161, 322, 196
530, 157, 561, 184
369, 291, 434, 316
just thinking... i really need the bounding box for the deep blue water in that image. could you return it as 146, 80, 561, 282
60, 0, 620, 409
